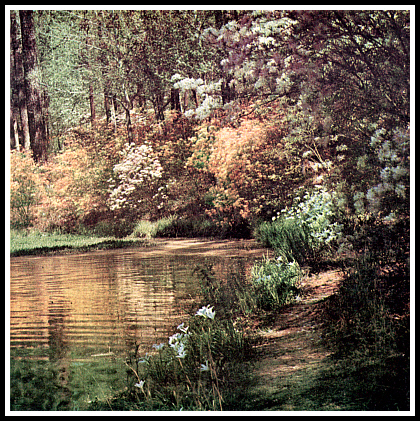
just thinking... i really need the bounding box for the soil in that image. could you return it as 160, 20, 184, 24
248, 268, 345, 411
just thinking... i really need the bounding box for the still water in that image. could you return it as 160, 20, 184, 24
9, 239, 268, 411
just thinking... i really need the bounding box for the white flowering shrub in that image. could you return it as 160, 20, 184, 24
108, 143, 164, 216
275, 187, 343, 249
364, 126, 410, 221
255, 187, 343, 264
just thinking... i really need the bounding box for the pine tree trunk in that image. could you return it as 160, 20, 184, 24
10, 11, 30, 150
19, 10, 48, 162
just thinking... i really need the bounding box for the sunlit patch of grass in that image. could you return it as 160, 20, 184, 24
9, 229, 147, 256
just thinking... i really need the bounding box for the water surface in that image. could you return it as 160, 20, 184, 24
9, 239, 268, 410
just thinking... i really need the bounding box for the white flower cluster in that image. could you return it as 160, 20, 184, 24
168, 329, 189, 359
172, 75, 224, 120
173, 77, 204, 92
108, 143, 163, 211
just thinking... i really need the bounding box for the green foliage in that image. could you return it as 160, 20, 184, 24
254, 217, 312, 264
251, 256, 302, 310
10, 359, 71, 411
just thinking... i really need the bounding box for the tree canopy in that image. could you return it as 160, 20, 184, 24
9, 8, 410, 230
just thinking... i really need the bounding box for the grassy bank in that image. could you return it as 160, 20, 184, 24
9, 215, 251, 258
9, 229, 150, 257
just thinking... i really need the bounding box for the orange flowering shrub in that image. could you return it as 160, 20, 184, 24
35, 148, 109, 232
184, 110, 304, 227
204, 117, 289, 223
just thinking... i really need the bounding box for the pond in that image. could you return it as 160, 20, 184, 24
9, 238, 269, 411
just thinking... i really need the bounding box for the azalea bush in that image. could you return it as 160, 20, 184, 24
124, 305, 252, 411
108, 142, 164, 218
35, 148, 109, 233
186, 114, 303, 228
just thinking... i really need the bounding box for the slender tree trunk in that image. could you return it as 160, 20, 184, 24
10, 107, 20, 151
111, 96, 117, 133
11, 11, 30, 150
170, 88, 181, 111
125, 108, 133, 143
89, 80, 96, 126
104, 90, 111, 124
153, 92, 165, 121
19, 10, 48, 162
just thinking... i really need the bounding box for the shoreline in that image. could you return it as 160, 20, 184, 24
9, 233, 269, 258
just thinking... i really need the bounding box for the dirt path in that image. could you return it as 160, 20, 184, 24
249, 269, 344, 411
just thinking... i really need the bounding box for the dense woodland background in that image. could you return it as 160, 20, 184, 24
9, 9, 409, 234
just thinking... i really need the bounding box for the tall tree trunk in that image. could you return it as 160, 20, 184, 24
153, 92, 165, 121
10, 107, 20, 151
111, 96, 117, 133
11, 11, 30, 150
19, 10, 48, 162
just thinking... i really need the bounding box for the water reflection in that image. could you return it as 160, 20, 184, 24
9, 239, 268, 410
11, 253, 200, 356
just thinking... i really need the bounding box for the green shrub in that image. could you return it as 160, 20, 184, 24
130, 217, 173, 239
92, 218, 135, 238
251, 256, 303, 310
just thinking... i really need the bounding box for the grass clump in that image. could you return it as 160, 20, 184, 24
254, 218, 313, 265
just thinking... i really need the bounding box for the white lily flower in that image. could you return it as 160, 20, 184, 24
135, 380, 145, 389
175, 342, 187, 358
195, 305, 216, 319
152, 343, 165, 351
177, 323, 189, 333
200, 360, 210, 371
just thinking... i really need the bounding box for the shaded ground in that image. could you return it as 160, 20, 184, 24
247, 269, 348, 411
